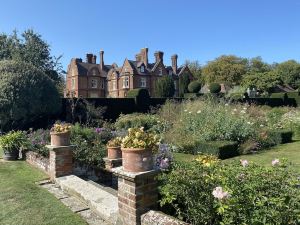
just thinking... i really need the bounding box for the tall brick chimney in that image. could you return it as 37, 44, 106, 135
154, 51, 164, 63
86, 53, 93, 63
141, 47, 148, 66
92, 55, 97, 64
100, 50, 104, 70
171, 54, 178, 73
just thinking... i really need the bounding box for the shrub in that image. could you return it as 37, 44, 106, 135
70, 123, 109, 167
183, 93, 202, 99
179, 73, 190, 97
275, 129, 293, 144
115, 113, 159, 131
187, 81, 201, 93
159, 159, 300, 224
155, 76, 175, 97
27, 129, 50, 157
0, 131, 29, 152
0, 60, 61, 131
209, 83, 221, 93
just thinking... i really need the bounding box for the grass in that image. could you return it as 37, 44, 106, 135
174, 139, 300, 173
0, 150, 87, 225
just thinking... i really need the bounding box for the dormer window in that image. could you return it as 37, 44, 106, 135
140, 65, 145, 73
159, 68, 163, 76
169, 70, 172, 76
92, 69, 97, 76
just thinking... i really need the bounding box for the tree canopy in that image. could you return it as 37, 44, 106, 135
155, 76, 175, 97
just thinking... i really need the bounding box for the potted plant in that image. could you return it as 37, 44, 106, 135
0, 131, 29, 161
121, 127, 159, 172
50, 123, 72, 146
107, 137, 122, 159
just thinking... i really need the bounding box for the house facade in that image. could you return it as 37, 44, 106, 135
65, 48, 193, 98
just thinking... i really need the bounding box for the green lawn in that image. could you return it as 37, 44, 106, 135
174, 140, 300, 173
0, 150, 87, 225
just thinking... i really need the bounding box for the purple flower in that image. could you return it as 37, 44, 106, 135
95, 128, 105, 133
272, 159, 280, 166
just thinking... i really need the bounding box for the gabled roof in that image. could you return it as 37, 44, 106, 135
75, 61, 111, 77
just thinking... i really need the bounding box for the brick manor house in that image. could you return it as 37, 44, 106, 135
65, 48, 193, 98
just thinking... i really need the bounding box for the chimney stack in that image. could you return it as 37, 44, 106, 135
86, 53, 93, 63
171, 54, 178, 73
154, 51, 164, 63
92, 55, 97, 64
100, 50, 104, 70
141, 48, 148, 66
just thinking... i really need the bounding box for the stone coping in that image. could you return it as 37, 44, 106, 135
111, 166, 159, 181
103, 157, 122, 162
46, 145, 76, 151
141, 210, 189, 225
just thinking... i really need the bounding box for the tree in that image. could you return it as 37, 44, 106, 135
0, 60, 61, 131
202, 55, 248, 85
0, 29, 64, 93
274, 60, 300, 89
155, 76, 175, 97
248, 57, 271, 73
185, 60, 202, 81
179, 73, 190, 97
242, 71, 281, 94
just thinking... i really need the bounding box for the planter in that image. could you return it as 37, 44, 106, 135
121, 148, 153, 172
107, 146, 122, 159
50, 132, 70, 146
3, 148, 19, 161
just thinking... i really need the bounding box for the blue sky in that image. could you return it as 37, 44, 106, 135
1, 0, 300, 70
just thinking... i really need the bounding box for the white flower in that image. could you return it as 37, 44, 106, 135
225, 103, 229, 106
188, 111, 192, 114
247, 122, 251, 124
240, 159, 249, 167
197, 110, 201, 114
240, 110, 246, 114
233, 108, 237, 112
260, 124, 264, 127
184, 109, 188, 112
243, 107, 247, 110
212, 187, 230, 200
272, 159, 280, 166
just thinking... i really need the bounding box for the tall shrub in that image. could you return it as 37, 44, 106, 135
0, 60, 61, 131
155, 76, 175, 97
179, 73, 190, 97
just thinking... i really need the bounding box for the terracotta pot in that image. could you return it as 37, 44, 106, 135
50, 132, 70, 146
107, 146, 122, 159
121, 148, 153, 172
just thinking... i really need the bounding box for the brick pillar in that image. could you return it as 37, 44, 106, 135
48, 145, 74, 181
112, 167, 159, 225
103, 157, 122, 171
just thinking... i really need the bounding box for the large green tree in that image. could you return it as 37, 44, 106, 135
202, 55, 248, 85
0, 60, 61, 131
274, 60, 300, 89
0, 29, 64, 93
155, 76, 175, 97
185, 60, 202, 81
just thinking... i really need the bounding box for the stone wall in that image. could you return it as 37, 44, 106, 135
141, 210, 189, 225
26, 151, 50, 174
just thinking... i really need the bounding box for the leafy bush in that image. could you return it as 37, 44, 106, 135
27, 129, 50, 157
115, 113, 159, 131
275, 129, 293, 144
155, 75, 175, 97
0, 60, 61, 131
70, 123, 110, 167
209, 83, 221, 93
0, 131, 29, 152
187, 81, 201, 93
159, 159, 300, 224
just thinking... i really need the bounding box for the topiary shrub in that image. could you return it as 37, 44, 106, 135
188, 81, 201, 93
127, 88, 150, 111
209, 83, 221, 93
0, 60, 61, 131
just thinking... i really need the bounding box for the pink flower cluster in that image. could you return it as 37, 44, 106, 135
212, 186, 230, 200
272, 159, 280, 166
240, 159, 249, 167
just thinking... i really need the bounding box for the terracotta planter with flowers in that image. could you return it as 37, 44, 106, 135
107, 137, 122, 159
121, 127, 159, 172
50, 123, 72, 146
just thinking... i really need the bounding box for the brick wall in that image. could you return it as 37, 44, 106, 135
26, 151, 50, 174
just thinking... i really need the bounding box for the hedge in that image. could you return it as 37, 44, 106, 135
184, 93, 203, 99
273, 130, 294, 144
180, 140, 239, 159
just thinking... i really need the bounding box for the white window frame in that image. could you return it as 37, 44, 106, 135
112, 80, 117, 90
92, 69, 97, 76
123, 76, 129, 88
159, 68, 163, 76
140, 66, 145, 73
174, 81, 177, 90
71, 78, 76, 90
91, 79, 98, 88
140, 77, 147, 88
169, 70, 172, 75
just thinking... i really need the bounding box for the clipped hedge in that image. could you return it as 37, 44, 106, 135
184, 93, 203, 99
127, 88, 150, 111
188, 81, 201, 93
274, 129, 294, 144
209, 83, 221, 93
179, 140, 238, 159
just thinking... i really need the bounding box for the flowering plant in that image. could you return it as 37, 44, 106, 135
51, 123, 72, 133
107, 137, 122, 147
195, 154, 220, 167
121, 127, 160, 153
